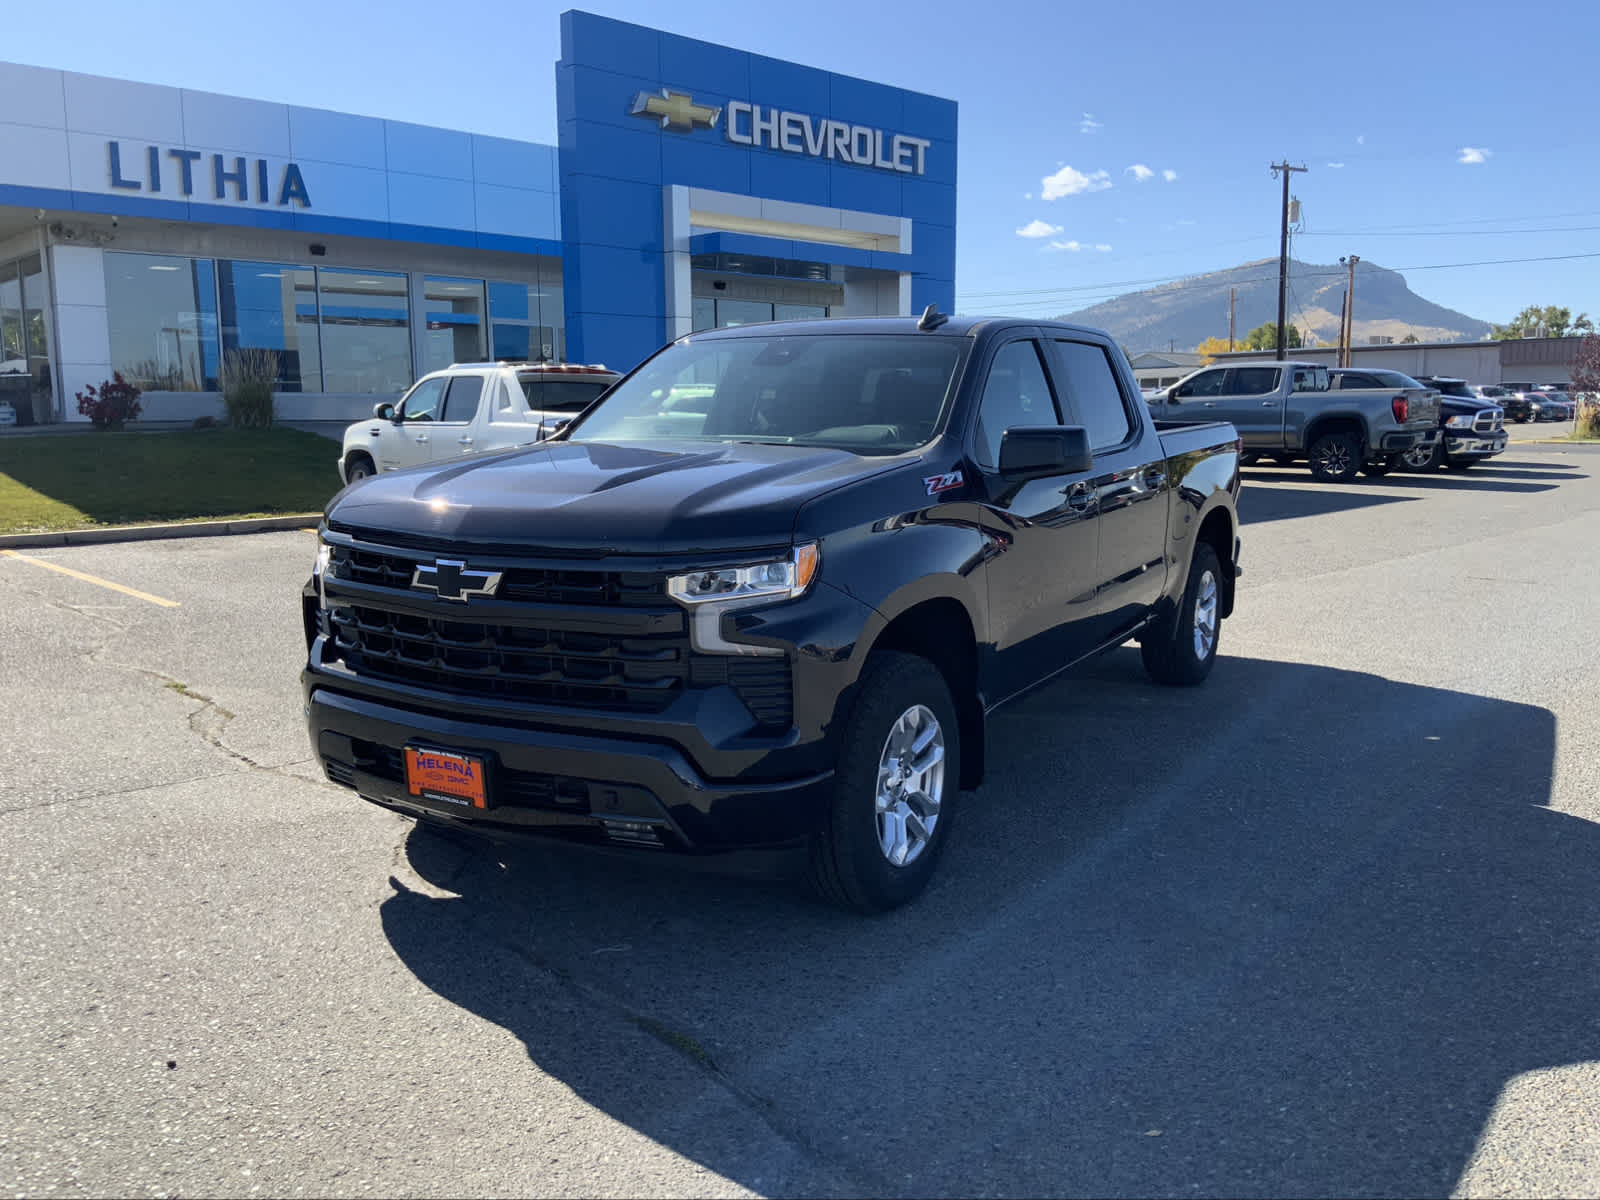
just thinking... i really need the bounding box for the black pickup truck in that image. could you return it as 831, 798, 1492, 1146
303, 314, 1242, 910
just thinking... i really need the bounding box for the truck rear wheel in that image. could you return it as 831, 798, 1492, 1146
1140, 542, 1222, 687
807, 651, 960, 913
1307, 432, 1362, 483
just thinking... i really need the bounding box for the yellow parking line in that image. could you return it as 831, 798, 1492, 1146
0, 549, 181, 608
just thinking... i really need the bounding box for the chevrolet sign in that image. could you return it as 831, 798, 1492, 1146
630, 89, 931, 176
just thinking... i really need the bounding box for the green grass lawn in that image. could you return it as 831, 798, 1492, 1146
0, 428, 341, 534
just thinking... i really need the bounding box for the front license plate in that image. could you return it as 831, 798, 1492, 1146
404, 746, 488, 810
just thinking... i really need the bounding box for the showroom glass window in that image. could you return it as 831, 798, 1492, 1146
217, 260, 319, 391
316, 269, 411, 394
104, 252, 221, 393
488, 266, 564, 363
420, 277, 486, 376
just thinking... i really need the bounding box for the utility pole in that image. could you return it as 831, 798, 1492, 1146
1337, 289, 1348, 369
1228, 287, 1236, 352
1339, 254, 1361, 367
1270, 161, 1308, 361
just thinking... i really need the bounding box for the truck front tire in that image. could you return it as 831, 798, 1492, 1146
807, 651, 960, 913
1140, 542, 1223, 687
344, 454, 375, 482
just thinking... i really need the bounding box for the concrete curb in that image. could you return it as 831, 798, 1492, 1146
0, 514, 321, 549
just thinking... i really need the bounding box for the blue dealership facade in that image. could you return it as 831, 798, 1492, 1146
0, 11, 956, 425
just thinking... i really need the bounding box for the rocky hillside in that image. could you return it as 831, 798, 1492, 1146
1060, 259, 1493, 353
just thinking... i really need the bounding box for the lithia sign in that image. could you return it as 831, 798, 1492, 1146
105, 142, 312, 207
631, 89, 931, 176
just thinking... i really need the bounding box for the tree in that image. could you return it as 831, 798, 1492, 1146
1195, 336, 1233, 363
1571, 333, 1600, 439
1240, 322, 1303, 351
1491, 305, 1594, 340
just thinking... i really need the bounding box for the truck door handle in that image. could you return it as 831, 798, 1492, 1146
414, 434, 429, 443
1260, 400, 1279, 407
1202, 401, 1218, 407
1142, 467, 1166, 490
457, 436, 474, 446
1063, 482, 1094, 510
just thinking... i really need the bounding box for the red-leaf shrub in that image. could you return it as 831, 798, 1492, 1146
75, 373, 143, 430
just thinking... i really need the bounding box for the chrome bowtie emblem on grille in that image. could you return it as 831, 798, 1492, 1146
411, 559, 502, 602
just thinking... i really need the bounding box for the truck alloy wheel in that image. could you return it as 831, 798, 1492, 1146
807, 651, 960, 912
1402, 441, 1441, 472
1141, 542, 1223, 686
1308, 432, 1362, 483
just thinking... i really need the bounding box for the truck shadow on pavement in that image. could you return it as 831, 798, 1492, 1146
380, 651, 1600, 1199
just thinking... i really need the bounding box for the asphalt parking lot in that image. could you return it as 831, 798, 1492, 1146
3, 444, 1599, 1199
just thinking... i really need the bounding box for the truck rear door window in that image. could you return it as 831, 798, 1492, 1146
440, 375, 483, 422
1052, 340, 1133, 450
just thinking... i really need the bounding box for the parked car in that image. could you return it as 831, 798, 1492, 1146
303, 312, 1243, 911
1529, 391, 1572, 422
1147, 361, 1440, 481
1473, 385, 1533, 423
338, 361, 620, 483
1403, 376, 1508, 471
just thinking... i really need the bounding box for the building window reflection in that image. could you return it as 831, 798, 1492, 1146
217, 260, 319, 392
488, 262, 564, 363
317, 269, 411, 394
105, 251, 220, 393
421, 277, 486, 375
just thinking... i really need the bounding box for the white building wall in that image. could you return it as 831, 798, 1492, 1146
48, 244, 112, 419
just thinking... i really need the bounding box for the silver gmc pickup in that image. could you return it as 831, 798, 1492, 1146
1145, 361, 1440, 482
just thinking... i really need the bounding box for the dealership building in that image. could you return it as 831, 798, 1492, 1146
0, 10, 956, 426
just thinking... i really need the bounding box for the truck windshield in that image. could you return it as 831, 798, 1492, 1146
564, 334, 968, 454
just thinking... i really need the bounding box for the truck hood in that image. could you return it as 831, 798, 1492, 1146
326, 439, 904, 554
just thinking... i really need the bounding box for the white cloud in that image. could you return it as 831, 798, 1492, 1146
1126, 163, 1155, 182
1079, 113, 1102, 134
1094, 243, 1113, 252
1458, 146, 1491, 165
1357, 134, 1365, 145
1023, 192, 1033, 200
1327, 161, 1346, 168
1048, 240, 1083, 252
1016, 219, 1063, 239
1041, 165, 1113, 200
1162, 168, 1178, 182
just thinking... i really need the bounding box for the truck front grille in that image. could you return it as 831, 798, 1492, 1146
1473, 409, 1504, 433
329, 545, 665, 607
317, 536, 794, 730
327, 604, 687, 713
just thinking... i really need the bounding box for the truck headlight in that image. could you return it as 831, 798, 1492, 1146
667, 544, 820, 655
1444, 414, 1474, 430
312, 538, 333, 607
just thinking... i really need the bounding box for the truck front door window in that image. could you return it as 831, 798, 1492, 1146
974, 340, 1058, 469
398, 376, 446, 421
1174, 369, 1226, 400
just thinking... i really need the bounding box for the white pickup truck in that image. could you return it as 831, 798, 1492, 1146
338, 361, 619, 484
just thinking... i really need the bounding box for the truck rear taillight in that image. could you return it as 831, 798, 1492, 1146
1392, 395, 1409, 423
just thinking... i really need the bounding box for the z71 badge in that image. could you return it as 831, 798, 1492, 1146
923, 470, 964, 496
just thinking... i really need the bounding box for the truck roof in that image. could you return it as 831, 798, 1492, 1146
681, 315, 1119, 342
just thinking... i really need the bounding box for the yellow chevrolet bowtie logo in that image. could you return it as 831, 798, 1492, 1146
631, 89, 722, 132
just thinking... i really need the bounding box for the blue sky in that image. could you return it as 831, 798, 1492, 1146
14, 0, 1600, 332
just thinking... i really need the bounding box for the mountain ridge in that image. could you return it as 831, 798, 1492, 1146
1058, 258, 1494, 354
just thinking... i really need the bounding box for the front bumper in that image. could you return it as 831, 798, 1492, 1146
306, 682, 836, 852
1444, 431, 1508, 458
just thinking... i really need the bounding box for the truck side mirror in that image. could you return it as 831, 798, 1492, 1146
998, 426, 1094, 479
373, 401, 395, 421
